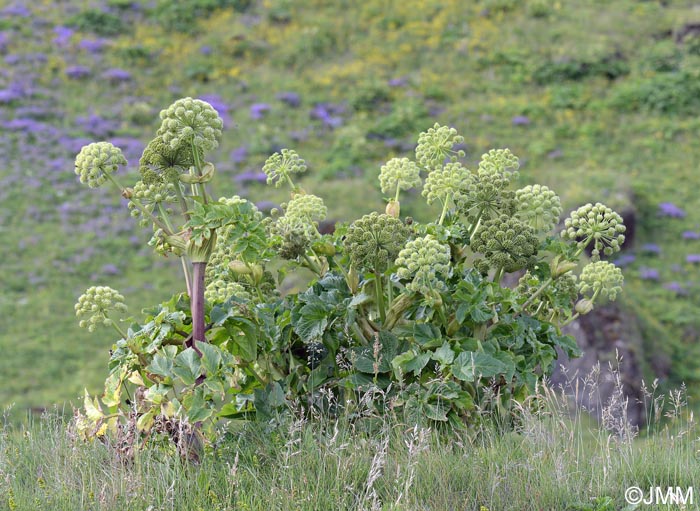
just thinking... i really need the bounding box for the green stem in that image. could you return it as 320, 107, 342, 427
285, 173, 298, 193
106, 174, 171, 233
438, 195, 451, 226
468, 209, 484, 242
520, 276, 554, 312
394, 183, 401, 203
109, 318, 127, 339
190, 142, 208, 204
351, 321, 369, 345
302, 253, 323, 276
173, 181, 191, 222
374, 271, 386, 323
493, 266, 504, 285
181, 257, 192, 297
157, 203, 176, 234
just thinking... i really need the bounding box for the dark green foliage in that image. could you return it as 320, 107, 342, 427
152, 0, 252, 33
67, 9, 128, 36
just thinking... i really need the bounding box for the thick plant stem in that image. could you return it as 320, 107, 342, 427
374, 271, 386, 323
189, 262, 207, 350
520, 276, 554, 312
181, 258, 192, 297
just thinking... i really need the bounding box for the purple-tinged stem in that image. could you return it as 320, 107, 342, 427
188, 262, 207, 351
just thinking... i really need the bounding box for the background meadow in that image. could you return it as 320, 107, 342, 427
1, 0, 700, 421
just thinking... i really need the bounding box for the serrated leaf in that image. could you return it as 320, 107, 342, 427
392, 351, 430, 378
432, 342, 455, 365
184, 390, 213, 423
452, 351, 509, 382
102, 369, 124, 407
198, 342, 222, 375
148, 353, 174, 379
292, 301, 329, 342
83, 390, 104, 423
136, 409, 155, 432
424, 402, 448, 422
173, 348, 201, 385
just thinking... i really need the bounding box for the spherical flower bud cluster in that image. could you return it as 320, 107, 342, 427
204, 279, 250, 304
515, 184, 562, 233
379, 157, 422, 196
148, 229, 185, 256
262, 149, 307, 188
344, 212, 411, 273
578, 261, 624, 301
127, 180, 177, 226
395, 235, 451, 295
561, 203, 626, 261
422, 162, 472, 207
415, 123, 465, 170
459, 168, 515, 223
269, 194, 327, 260
157, 97, 223, 152
75, 286, 127, 332
75, 142, 127, 188
285, 193, 327, 225
478, 148, 520, 177
471, 215, 539, 273
139, 136, 197, 184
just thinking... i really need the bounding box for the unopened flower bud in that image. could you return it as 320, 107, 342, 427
385, 200, 400, 218
575, 299, 594, 315
311, 240, 336, 256
228, 260, 252, 275
121, 187, 134, 199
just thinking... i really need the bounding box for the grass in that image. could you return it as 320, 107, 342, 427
2, 364, 698, 510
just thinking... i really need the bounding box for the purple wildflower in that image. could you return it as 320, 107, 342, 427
65, 65, 91, 80
199, 93, 230, 126
78, 38, 107, 53
686, 254, 700, 264
1, 5, 31, 17
614, 254, 636, 268
511, 115, 531, 126
250, 102, 271, 120
101, 263, 121, 276
663, 281, 687, 295
639, 267, 660, 280
234, 171, 267, 184
53, 26, 75, 46
640, 243, 661, 255
683, 231, 700, 240
276, 91, 301, 108
547, 149, 563, 159
229, 146, 248, 163
388, 77, 408, 87
101, 68, 132, 83
199, 45, 213, 55
658, 202, 686, 218
0, 89, 21, 103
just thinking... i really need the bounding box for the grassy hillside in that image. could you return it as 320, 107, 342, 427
2, 0, 700, 417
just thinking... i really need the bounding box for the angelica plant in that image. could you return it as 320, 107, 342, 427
73, 110, 630, 447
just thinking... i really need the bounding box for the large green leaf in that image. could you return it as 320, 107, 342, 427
353, 331, 399, 374
172, 348, 201, 385
432, 342, 455, 366
292, 300, 329, 341
452, 351, 509, 382
148, 352, 174, 379
391, 350, 430, 378
198, 342, 222, 376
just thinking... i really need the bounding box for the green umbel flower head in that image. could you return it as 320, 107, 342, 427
415, 123, 465, 170
471, 215, 539, 273
395, 235, 451, 294
561, 203, 626, 261
269, 194, 327, 260
204, 279, 250, 304
157, 97, 223, 152
422, 162, 472, 207
139, 136, 198, 184
75, 286, 127, 333
477, 148, 520, 177
515, 184, 562, 233
75, 142, 127, 188
460, 167, 515, 223
262, 149, 307, 188
578, 261, 624, 301
127, 180, 177, 227
379, 157, 422, 197
344, 212, 411, 273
